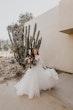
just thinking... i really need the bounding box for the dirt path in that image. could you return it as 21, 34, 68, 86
0, 80, 71, 110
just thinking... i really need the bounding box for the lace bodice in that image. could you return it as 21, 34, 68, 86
35, 55, 46, 68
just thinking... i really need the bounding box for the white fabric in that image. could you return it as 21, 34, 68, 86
14, 55, 59, 99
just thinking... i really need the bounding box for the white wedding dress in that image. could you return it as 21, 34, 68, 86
14, 55, 59, 99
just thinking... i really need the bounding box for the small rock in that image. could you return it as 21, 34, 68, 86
10, 59, 15, 64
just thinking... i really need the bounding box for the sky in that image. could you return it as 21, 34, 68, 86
0, 0, 60, 40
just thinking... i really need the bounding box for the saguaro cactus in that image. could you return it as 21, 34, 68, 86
7, 23, 42, 68
24, 23, 42, 51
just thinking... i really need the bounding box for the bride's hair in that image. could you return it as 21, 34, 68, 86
31, 48, 39, 59
33, 48, 39, 54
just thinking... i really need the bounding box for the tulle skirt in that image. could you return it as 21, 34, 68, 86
14, 64, 59, 99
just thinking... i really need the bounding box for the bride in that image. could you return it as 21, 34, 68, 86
14, 49, 59, 99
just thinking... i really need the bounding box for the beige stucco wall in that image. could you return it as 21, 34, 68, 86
24, 3, 73, 73
59, 0, 73, 30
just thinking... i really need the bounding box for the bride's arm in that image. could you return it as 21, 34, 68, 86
39, 55, 46, 69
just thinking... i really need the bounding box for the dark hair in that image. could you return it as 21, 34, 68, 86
36, 49, 39, 55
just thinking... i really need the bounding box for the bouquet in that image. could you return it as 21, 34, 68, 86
25, 56, 37, 68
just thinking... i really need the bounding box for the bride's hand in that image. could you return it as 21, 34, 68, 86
30, 58, 33, 62
28, 57, 33, 63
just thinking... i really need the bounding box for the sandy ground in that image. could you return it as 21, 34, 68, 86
0, 52, 73, 110
0, 52, 25, 78
49, 73, 73, 109
0, 80, 71, 110
0, 51, 13, 57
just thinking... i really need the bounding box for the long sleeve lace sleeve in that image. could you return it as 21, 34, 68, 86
39, 56, 46, 69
